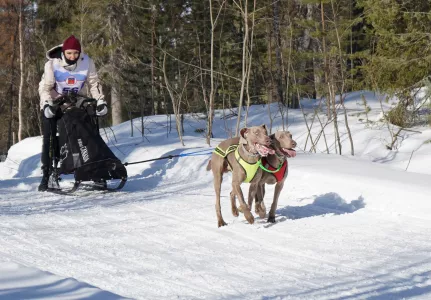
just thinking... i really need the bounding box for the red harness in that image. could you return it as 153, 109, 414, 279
261, 158, 288, 182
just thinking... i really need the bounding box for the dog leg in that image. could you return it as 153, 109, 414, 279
236, 192, 245, 214
254, 184, 261, 214
268, 181, 284, 223
248, 182, 259, 214
230, 191, 239, 217
254, 184, 266, 218
232, 182, 254, 224
253, 184, 265, 218
259, 200, 267, 219
214, 173, 227, 227
211, 157, 227, 227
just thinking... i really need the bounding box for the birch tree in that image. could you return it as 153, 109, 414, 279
17, 0, 24, 141
162, 53, 185, 146
208, 0, 226, 144
233, 0, 250, 136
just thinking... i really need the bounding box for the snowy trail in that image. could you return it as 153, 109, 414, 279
0, 262, 126, 299
1, 153, 431, 299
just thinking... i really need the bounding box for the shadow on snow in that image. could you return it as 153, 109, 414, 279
266, 192, 365, 226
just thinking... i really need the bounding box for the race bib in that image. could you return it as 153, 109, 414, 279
53, 55, 89, 95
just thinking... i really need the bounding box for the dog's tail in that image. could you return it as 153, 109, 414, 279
206, 160, 212, 171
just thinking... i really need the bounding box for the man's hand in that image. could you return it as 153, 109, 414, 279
96, 103, 108, 116
43, 104, 57, 118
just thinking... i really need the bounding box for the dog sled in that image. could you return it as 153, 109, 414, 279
47, 94, 127, 195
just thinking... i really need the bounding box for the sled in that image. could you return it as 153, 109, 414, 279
46, 94, 128, 195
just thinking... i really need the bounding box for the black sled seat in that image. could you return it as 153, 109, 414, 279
57, 105, 127, 192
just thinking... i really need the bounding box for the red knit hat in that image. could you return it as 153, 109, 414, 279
62, 35, 81, 52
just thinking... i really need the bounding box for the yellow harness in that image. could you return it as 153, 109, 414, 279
214, 144, 261, 183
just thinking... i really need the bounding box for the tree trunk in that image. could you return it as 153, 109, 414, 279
296, 3, 313, 89
312, 38, 323, 99
235, 0, 249, 136
331, 0, 354, 155
244, 0, 257, 127
17, 0, 24, 142
321, 1, 330, 117
208, 0, 227, 143
108, 4, 122, 126
266, 18, 274, 132
7, 21, 19, 151
151, 4, 156, 115
208, 0, 215, 145
111, 85, 122, 125
272, 0, 284, 106
163, 53, 184, 146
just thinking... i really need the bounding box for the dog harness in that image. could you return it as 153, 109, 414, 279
214, 144, 237, 158
260, 158, 288, 182
214, 144, 260, 183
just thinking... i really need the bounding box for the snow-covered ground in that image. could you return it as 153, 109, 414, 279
0, 262, 124, 299
1, 91, 431, 299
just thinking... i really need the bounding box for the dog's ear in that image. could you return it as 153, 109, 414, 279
239, 127, 248, 144
271, 131, 283, 148
260, 124, 269, 134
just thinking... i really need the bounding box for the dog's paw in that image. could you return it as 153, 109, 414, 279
218, 220, 228, 227
267, 216, 276, 223
245, 213, 255, 224
232, 207, 239, 217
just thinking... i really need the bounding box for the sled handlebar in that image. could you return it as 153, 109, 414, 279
79, 98, 97, 107
53, 94, 97, 108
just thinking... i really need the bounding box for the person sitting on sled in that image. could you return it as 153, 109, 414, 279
38, 35, 108, 191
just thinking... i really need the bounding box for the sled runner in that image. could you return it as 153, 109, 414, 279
46, 94, 127, 194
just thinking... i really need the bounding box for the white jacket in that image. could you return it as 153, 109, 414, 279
38, 44, 106, 109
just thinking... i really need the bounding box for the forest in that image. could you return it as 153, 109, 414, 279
1, 0, 430, 156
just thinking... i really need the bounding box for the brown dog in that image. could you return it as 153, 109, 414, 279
251, 131, 297, 223
207, 125, 274, 227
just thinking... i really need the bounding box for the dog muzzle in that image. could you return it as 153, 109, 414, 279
255, 143, 275, 157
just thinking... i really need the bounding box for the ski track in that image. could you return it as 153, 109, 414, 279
1, 154, 431, 299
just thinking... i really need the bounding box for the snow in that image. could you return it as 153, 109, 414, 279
0, 91, 431, 299
0, 262, 124, 299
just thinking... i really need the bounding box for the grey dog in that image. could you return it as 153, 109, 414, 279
207, 125, 274, 227
251, 131, 297, 223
